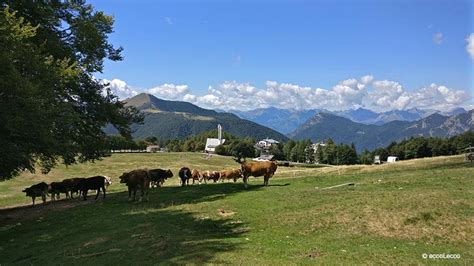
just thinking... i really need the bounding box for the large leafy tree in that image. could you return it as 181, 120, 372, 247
0, 1, 142, 180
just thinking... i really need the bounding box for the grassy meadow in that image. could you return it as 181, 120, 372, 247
0, 152, 473, 264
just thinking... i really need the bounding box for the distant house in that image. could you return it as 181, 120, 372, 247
255, 138, 279, 150
387, 156, 398, 163
374, 155, 381, 164
205, 138, 225, 153
146, 145, 160, 153
253, 154, 275, 161
205, 124, 225, 153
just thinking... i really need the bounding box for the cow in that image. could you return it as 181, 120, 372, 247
219, 169, 242, 182
119, 169, 150, 201
191, 169, 201, 184
75, 176, 107, 201
48, 181, 70, 201
178, 167, 192, 186
240, 160, 278, 187
62, 177, 85, 198
201, 170, 220, 183
148, 169, 173, 187
22, 182, 49, 206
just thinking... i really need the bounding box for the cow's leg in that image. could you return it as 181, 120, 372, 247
128, 187, 132, 201
133, 189, 137, 201
32, 196, 35, 206
264, 175, 269, 186
103, 185, 106, 199
95, 187, 100, 200
83, 190, 88, 201
145, 186, 149, 202
42, 193, 46, 204
243, 175, 249, 188
139, 187, 144, 202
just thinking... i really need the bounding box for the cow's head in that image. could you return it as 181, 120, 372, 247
22, 187, 31, 195
119, 172, 130, 183
104, 176, 112, 186
166, 169, 173, 178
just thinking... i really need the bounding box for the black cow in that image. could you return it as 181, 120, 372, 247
149, 168, 173, 187
49, 181, 70, 200
178, 167, 192, 186
75, 176, 106, 201
22, 182, 49, 206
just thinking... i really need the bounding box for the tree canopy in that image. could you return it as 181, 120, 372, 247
0, 1, 142, 180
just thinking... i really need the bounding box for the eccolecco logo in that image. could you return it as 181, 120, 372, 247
422, 253, 461, 259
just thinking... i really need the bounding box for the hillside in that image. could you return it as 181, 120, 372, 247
106, 93, 288, 141
233, 107, 319, 134
0, 154, 472, 264
289, 110, 474, 151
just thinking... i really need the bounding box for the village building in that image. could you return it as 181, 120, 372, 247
146, 145, 161, 153
205, 124, 225, 153
254, 138, 279, 161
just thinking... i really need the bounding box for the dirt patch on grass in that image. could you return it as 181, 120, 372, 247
295, 249, 324, 259
0, 198, 97, 224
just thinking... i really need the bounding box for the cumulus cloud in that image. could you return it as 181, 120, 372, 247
102, 79, 138, 99
466, 33, 474, 59
433, 32, 443, 44
147, 84, 189, 100
102, 77, 471, 112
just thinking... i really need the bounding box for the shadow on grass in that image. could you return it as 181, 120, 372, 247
0, 182, 262, 264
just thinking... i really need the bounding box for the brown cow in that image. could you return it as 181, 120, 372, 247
191, 169, 201, 184
119, 169, 150, 201
200, 170, 220, 183
241, 161, 278, 187
219, 169, 242, 182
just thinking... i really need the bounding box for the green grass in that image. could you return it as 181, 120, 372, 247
0, 153, 473, 264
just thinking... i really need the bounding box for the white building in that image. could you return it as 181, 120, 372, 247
146, 145, 160, 153
255, 138, 279, 150
205, 124, 225, 153
387, 156, 398, 163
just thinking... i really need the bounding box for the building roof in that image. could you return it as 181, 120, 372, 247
205, 138, 225, 151
260, 138, 279, 144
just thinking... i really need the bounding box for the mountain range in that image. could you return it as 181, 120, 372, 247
105, 93, 472, 152
105, 93, 288, 141
288, 110, 474, 152
233, 107, 467, 134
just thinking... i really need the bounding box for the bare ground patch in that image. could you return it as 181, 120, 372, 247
0, 198, 99, 225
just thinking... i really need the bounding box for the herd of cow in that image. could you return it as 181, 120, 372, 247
22, 160, 278, 205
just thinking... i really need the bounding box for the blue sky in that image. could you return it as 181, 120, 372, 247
91, 0, 473, 111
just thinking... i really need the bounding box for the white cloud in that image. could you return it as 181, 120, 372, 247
147, 83, 189, 100
433, 32, 443, 45
102, 79, 138, 99
102, 76, 471, 112
466, 33, 474, 59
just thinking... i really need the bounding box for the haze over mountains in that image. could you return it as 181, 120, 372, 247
234, 107, 468, 134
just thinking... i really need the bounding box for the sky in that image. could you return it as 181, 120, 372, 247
90, 0, 474, 112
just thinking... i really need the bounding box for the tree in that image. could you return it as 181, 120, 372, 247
0, 3, 142, 180
229, 140, 256, 162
